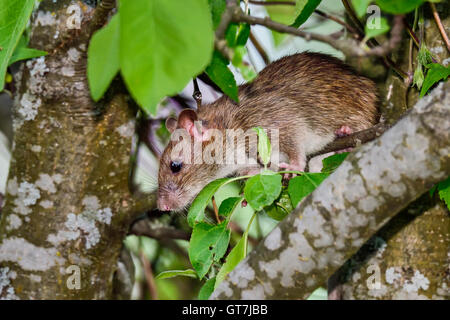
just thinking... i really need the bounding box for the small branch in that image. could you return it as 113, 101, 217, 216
314, 9, 358, 36
341, 0, 365, 36
140, 252, 158, 300
88, 0, 116, 37
429, 2, 450, 53
212, 196, 220, 223
249, 0, 295, 5
192, 78, 202, 108
249, 31, 270, 65
309, 122, 391, 158
130, 218, 191, 241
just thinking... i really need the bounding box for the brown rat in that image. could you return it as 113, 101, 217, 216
157, 52, 379, 211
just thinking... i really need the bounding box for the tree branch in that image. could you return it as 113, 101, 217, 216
130, 218, 191, 241
88, 0, 116, 37
429, 2, 450, 53
211, 81, 450, 300
309, 122, 391, 158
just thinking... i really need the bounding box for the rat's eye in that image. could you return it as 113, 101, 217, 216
170, 161, 183, 173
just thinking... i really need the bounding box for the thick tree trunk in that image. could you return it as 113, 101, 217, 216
331, 3, 450, 300
0, 0, 154, 299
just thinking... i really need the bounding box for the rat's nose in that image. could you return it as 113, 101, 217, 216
157, 198, 172, 212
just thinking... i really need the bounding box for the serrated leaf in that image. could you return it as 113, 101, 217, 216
437, 177, 450, 210
375, 0, 425, 14
189, 222, 231, 279
364, 16, 390, 40
420, 63, 450, 97
205, 51, 239, 102
218, 196, 243, 218
88, 14, 120, 101
8, 47, 47, 66
253, 127, 271, 167
288, 173, 328, 207
198, 277, 216, 300
244, 173, 282, 211
321, 152, 349, 173
0, 0, 35, 91
291, 0, 322, 28
119, 0, 214, 115
351, 0, 372, 18
155, 269, 198, 280
187, 177, 233, 227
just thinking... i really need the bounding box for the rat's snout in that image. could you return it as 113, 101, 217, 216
157, 183, 181, 212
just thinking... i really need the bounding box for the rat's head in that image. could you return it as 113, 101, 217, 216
157, 109, 222, 212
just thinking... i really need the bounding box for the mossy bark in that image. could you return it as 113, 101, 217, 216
0, 0, 154, 299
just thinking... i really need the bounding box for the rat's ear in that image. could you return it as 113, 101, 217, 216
165, 117, 177, 133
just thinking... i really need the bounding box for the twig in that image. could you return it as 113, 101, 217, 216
212, 196, 220, 223
429, 2, 450, 53
140, 252, 158, 300
88, 0, 116, 37
341, 0, 365, 36
309, 122, 391, 158
249, 0, 295, 5
314, 9, 358, 36
192, 78, 202, 108
130, 219, 191, 241
249, 31, 270, 65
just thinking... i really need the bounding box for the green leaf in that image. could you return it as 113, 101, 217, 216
351, 0, 372, 18
218, 196, 243, 218
205, 51, 239, 102
437, 177, 450, 210
208, 0, 226, 30
244, 173, 282, 211
87, 14, 120, 101
307, 287, 328, 300
253, 127, 272, 167
321, 152, 349, 173
155, 269, 198, 280
291, 0, 322, 28
215, 212, 256, 288
187, 177, 233, 227
265, 188, 293, 221
420, 63, 450, 97
0, 0, 35, 91
198, 277, 216, 300
8, 47, 47, 66
119, 0, 214, 115
225, 23, 239, 47
288, 173, 328, 207
189, 222, 231, 279
266, 0, 298, 46
375, 0, 425, 14
236, 23, 251, 47
364, 17, 390, 40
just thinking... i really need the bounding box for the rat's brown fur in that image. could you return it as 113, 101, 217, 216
158, 52, 379, 211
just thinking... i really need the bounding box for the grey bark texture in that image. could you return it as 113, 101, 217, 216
211, 81, 450, 300
0, 0, 154, 299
